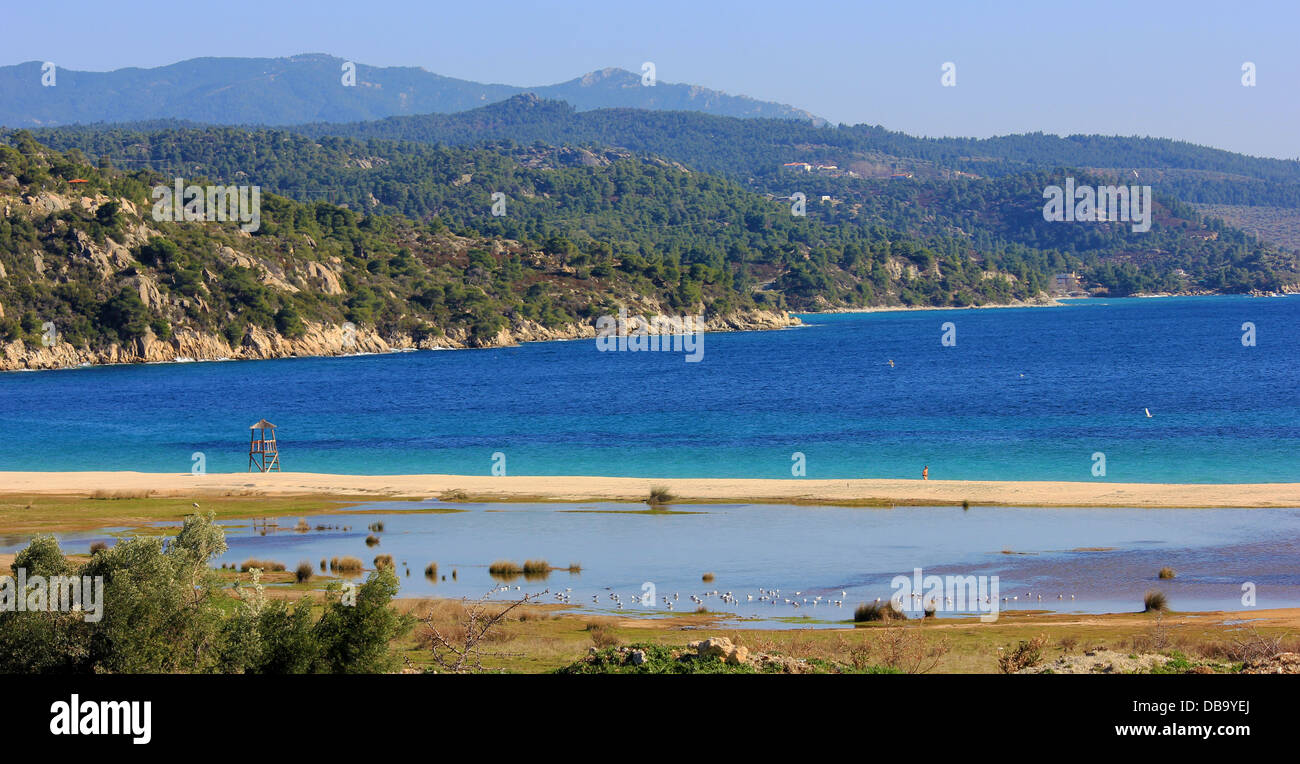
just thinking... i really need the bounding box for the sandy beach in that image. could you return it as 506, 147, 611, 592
2, 471, 1298, 508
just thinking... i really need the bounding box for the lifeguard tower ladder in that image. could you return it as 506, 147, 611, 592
248, 419, 281, 472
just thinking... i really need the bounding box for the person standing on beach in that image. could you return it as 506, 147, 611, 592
922, 466, 929, 480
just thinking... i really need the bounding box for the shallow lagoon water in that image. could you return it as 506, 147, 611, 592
15, 502, 1297, 628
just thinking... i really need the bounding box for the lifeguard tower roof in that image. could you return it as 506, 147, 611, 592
250, 419, 276, 429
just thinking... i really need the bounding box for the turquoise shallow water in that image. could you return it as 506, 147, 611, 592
0, 295, 1296, 482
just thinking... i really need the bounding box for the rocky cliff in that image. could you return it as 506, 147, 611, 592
1, 309, 800, 371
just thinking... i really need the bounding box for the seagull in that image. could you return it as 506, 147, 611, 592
192, 502, 200, 508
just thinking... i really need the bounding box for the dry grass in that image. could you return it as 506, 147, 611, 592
701, 572, 715, 583
373, 554, 394, 570
586, 622, 620, 648
240, 559, 286, 573
854, 601, 901, 623
89, 489, 153, 500
365, 534, 380, 547
1158, 566, 1176, 579
489, 560, 523, 578
389, 600, 1300, 674
1144, 590, 1169, 612
294, 561, 314, 583
330, 556, 364, 574
522, 559, 552, 580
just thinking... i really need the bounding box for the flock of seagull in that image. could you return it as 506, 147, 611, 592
491, 584, 1080, 615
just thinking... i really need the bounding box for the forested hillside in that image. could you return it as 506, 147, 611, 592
0, 136, 806, 369
23, 124, 1298, 297
255, 95, 1300, 205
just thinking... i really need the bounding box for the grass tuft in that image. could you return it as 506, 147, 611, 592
489, 560, 523, 579
647, 485, 675, 505
854, 601, 902, 623
1144, 589, 1169, 612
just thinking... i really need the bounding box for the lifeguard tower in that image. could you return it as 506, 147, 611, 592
248, 419, 280, 472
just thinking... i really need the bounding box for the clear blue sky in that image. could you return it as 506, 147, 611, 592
8, 0, 1298, 158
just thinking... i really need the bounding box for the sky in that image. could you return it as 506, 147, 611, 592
6, 0, 1299, 159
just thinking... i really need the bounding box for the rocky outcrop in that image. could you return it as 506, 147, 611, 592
689, 636, 751, 665
0, 309, 801, 371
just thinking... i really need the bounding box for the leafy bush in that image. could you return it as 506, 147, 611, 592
0, 513, 410, 674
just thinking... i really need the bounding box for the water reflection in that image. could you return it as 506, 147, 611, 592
5, 501, 1298, 629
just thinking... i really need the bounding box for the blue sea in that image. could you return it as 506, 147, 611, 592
1, 295, 1297, 482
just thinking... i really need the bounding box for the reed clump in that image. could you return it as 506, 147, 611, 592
648, 485, 675, 506
489, 560, 523, 579
1144, 590, 1169, 612
294, 561, 313, 583
330, 556, 364, 574
240, 559, 286, 573
854, 601, 902, 623
1158, 566, 1176, 579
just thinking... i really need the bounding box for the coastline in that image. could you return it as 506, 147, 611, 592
803, 296, 1066, 315
3, 471, 1299, 508
0, 308, 800, 372
8, 293, 1282, 372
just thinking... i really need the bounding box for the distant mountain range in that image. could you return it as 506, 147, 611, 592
0, 53, 822, 127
